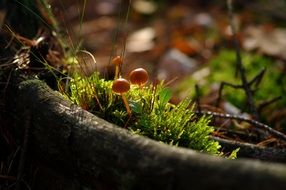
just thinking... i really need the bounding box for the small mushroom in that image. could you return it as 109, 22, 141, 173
129, 68, 149, 87
112, 78, 131, 116
112, 56, 123, 79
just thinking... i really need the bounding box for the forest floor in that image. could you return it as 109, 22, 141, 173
49, 0, 286, 144
1, 0, 286, 189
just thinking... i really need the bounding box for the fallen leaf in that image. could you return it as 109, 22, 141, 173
172, 37, 201, 55
243, 26, 286, 60
126, 27, 155, 52
157, 48, 198, 81
133, 0, 157, 15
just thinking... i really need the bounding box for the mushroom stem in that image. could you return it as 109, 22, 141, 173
112, 56, 123, 79
115, 66, 119, 79
121, 94, 131, 116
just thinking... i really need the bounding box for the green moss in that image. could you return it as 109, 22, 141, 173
65, 72, 222, 155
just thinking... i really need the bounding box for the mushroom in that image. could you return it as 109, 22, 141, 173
129, 68, 149, 87
112, 78, 131, 116
112, 56, 123, 79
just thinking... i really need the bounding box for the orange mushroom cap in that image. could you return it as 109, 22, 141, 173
112, 56, 123, 66
112, 78, 130, 94
129, 68, 149, 86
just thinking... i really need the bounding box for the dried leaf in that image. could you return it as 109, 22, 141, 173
243, 26, 286, 59
133, 0, 157, 15
126, 27, 155, 52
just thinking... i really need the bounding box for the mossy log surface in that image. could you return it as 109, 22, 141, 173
6, 78, 286, 190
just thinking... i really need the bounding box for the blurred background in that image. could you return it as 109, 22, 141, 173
1, 1, 286, 188
48, 0, 286, 128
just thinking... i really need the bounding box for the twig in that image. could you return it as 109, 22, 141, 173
120, 0, 132, 74
195, 110, 286, 142
216, 81, 242, 107
194, 84, 201, 113
248, 68, 266, 88
258, 96, 282, 112
217, 3, 281, 120
227, 0, 259, 119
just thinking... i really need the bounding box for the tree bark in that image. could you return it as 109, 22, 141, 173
5, 77, 286, 190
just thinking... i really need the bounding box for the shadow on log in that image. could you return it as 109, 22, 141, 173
5, 78, 286, 190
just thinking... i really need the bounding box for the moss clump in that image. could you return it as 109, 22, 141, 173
66, 72, 222, 155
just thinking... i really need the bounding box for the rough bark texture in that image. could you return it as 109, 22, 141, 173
6, 78, 286, 190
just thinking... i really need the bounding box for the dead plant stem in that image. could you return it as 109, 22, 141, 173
227, 0, 259, 119
196, 110, 286, 142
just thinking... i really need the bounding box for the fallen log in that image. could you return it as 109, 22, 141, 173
5, 78, 286, 190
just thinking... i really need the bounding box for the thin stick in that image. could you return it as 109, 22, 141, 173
258, 96, 282, 112
248, 68, 266, 87
194, 84, 201, 113
120, 0, 132, 74
108, 0, 123, 68
227, 0, 259, 119
216, 81, 242, 107
195, 110, 286, 142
